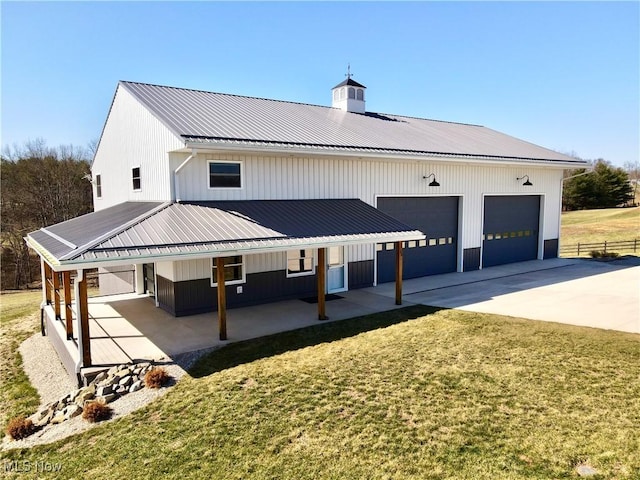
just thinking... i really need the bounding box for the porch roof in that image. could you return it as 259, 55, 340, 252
27, 199, 424, 270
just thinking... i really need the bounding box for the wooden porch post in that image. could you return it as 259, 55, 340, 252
317, 248, 328, 320
43, 262, 53, 305
216, 257, 227, 341
63, 271, 73, 339
395, 241, 403, 305
77, 270, 91, 367
52, 270, 61, 320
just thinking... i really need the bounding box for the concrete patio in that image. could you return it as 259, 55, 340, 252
46, 256, 639, 383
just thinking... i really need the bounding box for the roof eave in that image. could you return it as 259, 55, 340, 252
184, 139, 587, 169
32, 231, 425, 272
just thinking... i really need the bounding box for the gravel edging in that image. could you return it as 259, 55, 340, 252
2, 333, 215, 451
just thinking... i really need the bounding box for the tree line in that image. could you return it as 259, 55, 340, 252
1, 140, 93, 289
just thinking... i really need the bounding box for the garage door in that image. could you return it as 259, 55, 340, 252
377, 196, 458, 283
482, 195, 540, 268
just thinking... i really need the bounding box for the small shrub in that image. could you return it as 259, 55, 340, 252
82, 400, 113, 423
144, 367, 170, 388
589, 250, 620, 259
6, 416, 36, 440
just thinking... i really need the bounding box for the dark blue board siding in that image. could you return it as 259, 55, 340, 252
377, 196, 459, 283
348, 260, 374, 289
157, 260, 374, 317
157, 272, 315, 317
482, 195, 540, 268
463, 248, 481, 271
544, 239, 559, 259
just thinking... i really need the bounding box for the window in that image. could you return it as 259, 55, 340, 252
287, 249, 315, 277
211, 256, 245, 286
340, 87, 346, 100
209, 161, 242, 189
95, 174, 102, 198
132, 167, 141, 191
348, 87, 356, 99
356, 89, 364, 101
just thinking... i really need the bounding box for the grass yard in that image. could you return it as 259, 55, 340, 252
561, 206, 640, 254
0, 290, 42, 427
2, 305, 639, 479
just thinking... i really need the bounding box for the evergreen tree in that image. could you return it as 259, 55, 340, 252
563, 159, 634, 210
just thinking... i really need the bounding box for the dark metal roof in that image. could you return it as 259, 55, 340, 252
332, 78, 367, 89
28, 202, 165, 261
27, 200, 424, 267
119, 81, 582, 164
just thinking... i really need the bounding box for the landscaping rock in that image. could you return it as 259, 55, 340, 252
74, 385, 96, 406
576, 465, 598, 477
98, 393, 118, 403
50, 413, 66, 425
64, 404, 82, 420
96, 385, 113, 397
129, 380, 143, 393
21, 361, 160, 431
92, 371, 108, 384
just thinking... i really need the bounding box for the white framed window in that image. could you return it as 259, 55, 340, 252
356, 88, 364, 101
208, 161, 242, 189
211, 256, 245, 286
132, 167, 141, 191
348, 87, 356, 99
286, 249, 315, 278
95, 174, 102, 198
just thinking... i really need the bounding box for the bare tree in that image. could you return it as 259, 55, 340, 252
1, 140, 93, 289
624, 161, 639, 205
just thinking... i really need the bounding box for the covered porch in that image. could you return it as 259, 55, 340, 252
27, 199, 423, 385
42, 286, 412, 384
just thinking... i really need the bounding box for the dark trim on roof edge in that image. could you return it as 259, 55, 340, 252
183, 136, 586, 165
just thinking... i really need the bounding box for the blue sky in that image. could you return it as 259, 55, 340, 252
1, 1, 638, 167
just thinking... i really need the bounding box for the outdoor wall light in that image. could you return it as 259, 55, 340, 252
517, 175, 533, 186
423, 173, 440, 187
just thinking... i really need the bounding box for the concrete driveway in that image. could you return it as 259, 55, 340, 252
388, 257, 640, 334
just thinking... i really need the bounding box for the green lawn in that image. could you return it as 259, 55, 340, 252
0, 290, 42, 426
2, 305, 639, 479
561, 206, 640, 254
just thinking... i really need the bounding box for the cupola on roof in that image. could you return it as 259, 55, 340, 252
331, 69, 367, 113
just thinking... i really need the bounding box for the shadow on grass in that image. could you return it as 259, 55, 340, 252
188, 305, 441, 379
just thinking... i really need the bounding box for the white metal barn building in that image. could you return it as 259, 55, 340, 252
27, 76, 587, 374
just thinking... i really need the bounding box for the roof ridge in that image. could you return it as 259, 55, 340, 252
119, 80, 479, 127
60, 201, 172, 261
120, 80, 334, 111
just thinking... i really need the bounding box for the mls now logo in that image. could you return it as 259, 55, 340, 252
4, 460, 62, 473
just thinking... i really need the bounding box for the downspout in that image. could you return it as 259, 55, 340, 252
173, 150, 197, 202
74, 269, 84, 383
39, 258, 47, 336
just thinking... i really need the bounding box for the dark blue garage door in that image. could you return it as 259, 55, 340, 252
482, 195, 540, 268
377, 196, 458, 283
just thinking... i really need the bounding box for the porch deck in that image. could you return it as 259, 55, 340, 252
44, 288, 409, 384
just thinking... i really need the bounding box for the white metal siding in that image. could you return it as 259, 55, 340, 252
174, 152, 563, 263
155, 261, 174, 281
92, 86, 184, 211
